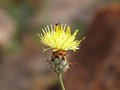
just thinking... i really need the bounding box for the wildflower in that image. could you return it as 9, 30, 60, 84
38, 23, 85, 74
38, 24, 85, 52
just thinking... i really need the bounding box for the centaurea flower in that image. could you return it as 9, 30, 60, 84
38, 23, 85, 90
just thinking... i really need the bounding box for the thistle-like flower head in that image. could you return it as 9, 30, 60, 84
38, 24, 85, 74
38, 24, 85, 52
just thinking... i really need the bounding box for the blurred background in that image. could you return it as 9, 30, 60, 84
0, 0, 120, 90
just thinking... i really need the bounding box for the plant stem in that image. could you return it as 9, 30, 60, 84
57, 73, 65, 90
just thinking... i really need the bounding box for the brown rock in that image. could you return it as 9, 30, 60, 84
65, 4, 120, 90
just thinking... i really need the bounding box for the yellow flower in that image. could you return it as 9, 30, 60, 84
38, 24, 85, 51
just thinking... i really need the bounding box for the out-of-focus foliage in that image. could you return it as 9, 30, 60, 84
0, 0, 46, 53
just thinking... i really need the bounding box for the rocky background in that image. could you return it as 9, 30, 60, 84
0, 0, 120, 90
65, 5, 120, 90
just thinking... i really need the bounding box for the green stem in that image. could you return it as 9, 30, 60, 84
57, 73, 65, 90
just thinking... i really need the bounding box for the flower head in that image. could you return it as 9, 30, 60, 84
38, 24, 85, 51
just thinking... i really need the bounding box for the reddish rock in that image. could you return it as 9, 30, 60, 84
65, 4, 120, 90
